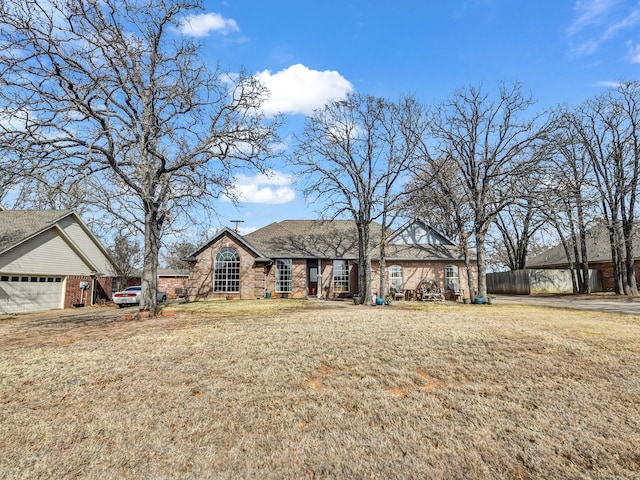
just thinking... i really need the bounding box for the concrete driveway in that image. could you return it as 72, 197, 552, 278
495, 294, 640, 316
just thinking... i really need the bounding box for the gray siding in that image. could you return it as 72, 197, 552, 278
0, 228, 95, 275
58, 216, 115, 275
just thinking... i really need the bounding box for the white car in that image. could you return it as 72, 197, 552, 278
113, 286, 167, 308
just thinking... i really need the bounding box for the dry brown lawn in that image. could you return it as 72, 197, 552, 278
1, 299, 639, 479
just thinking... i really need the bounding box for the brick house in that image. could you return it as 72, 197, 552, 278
0, 209, 116, 314
185, 219, 475, 302
526, 223, 640, 292
125, 269, 189, 299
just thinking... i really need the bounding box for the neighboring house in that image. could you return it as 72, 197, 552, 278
158, 269, 189, 299
526, 223, 640, 292
125, 269, 189, 299
185, 219, 475, 301
0, 210, 116, 314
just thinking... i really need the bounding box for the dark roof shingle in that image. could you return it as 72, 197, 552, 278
244, 219, 465, 261
527, 222, 640, 267
0, 210, 73, 254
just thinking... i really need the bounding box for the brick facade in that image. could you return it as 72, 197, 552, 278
589, 261, 640, 292
187, 230, 475, 301
64, 275, 114, 308
371, 260, 473, 300
187, 235, 264, 300
158, 276, 188, 299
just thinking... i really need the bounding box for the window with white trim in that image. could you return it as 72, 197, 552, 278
333, 260, 349, 293
389, 265, 403, 292
214, 247, 240, 292
275, 259, 293, 293
445, 264, 460, 292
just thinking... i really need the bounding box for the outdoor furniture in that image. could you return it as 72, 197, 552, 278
450, 288, 464, 302
417, 280, 444, 302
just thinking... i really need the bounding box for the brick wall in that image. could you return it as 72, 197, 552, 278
371, 260, 473, 300
590, 261, 640, 292
187, 233, 259, 300
95, 277, 113, 303
158, 276, 188, 299
64, 275, 115, 308
186, 231, 477, 302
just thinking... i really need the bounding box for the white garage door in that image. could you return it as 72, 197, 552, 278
0, 275, 65, 314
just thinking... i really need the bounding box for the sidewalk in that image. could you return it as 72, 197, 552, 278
495, 294, 640, 316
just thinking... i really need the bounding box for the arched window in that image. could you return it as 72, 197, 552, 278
389, 265, 403, 292
445, 264, 459, 292
214, 247, 240, 292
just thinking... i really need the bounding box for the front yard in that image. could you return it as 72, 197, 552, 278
1, 300, 639, 478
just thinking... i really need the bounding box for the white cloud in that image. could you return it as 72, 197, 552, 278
256, 64, 354, 115
567, 0, 616, 37
179, 13, 239, 37
628, 41, 640, 62
568, 0, 640, 56
593, 80, 622, 87
225, 170, 296, 205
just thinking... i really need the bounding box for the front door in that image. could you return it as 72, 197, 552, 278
307, 261, 318, 296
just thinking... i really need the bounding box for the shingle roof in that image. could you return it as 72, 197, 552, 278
244, 220, 363, 259
526, 222, 640, 267
0, 209, 74, 254
243, 219, 465, 261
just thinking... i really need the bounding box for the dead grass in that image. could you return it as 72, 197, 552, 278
1, 300, 639, 479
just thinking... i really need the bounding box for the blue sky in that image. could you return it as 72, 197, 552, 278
180, 0, 640, 235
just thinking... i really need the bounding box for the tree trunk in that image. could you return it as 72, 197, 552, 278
464, 251, 474, 301
378, 255, 386, 301
141, 204, 162, 313
357, 222, 372, 304
570, 236, 584, 292
475, 230, 487, 299
378, 220, 388, 301
610, 249, 623, 295
577, 200, 591, 294
623, 220, 639, 296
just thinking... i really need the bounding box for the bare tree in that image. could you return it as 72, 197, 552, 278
490, 178, 546, 272
162, 239, 200, 270
537, 113, 598, 294
406, 155, 476, 298
291, 93, 426, 304
568, 82, 640, 296
425, 82, 545, 299
376, 95, 429, 301
0, 0, 280, 312
108, 232, 142, 292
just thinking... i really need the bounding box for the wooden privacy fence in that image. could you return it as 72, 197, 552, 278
487, 269, 602, 295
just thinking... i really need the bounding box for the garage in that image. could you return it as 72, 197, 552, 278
0, 209, 117, 314
0, 275, 65, 314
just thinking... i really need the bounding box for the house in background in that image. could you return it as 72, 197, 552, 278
0, 209, 116, 314
525, 223, 639, 292
185, 218, 475, 302
125, 269, 189, 299
157, 269, 189, 299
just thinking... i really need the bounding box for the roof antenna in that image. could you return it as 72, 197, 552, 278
230, 219, 244, 233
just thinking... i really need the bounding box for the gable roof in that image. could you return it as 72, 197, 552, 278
0, 209, 76, 254
527, 222, 640, 268
0, 209, 116, 274
242, 219, 466, 261
389, 218, 456, 246
186, 226, 269, 262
